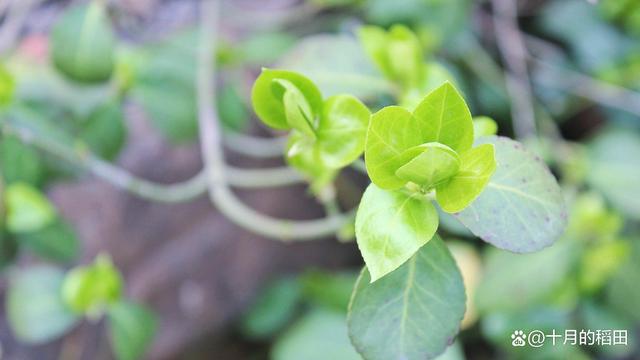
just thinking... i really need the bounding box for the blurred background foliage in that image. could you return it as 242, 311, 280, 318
0, 0, 640, 359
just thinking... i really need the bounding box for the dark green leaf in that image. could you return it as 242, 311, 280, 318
79, 100, 126, 160
300, 270, 358, 312
18, 220, 80, 263
51, 3, 115, 82
240, 277, 302, 339
0, 135, 45, 186
108, 301, 157, 360
348, 236, 465, 360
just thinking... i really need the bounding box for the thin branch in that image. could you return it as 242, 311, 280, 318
196, 0, 351, 241
491, 0, 537, 139
222, 132, 286, 158
2, 120, 304, 203
523, 35, 640, 116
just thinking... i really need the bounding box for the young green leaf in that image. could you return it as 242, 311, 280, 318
364, 106, 424, 189
108, 301, 157, 360
412, 82, 474, 153
436, 143, 497, 213
456, 136, 567, 252
355, 184, 438, 282
473, 116, 498, 138
386, 25, 424, 90
6, 266, 79, 344
358, 26, 393, 79
348, 236, 466, 360
273, 79, 317, 137
286, 132, 337, 193
51, 2, 115, 83
0, 63, 15, 106
315, 95, 370, 168
62, 254, 123, 317
251, 69, 323, 130
395, 142, 460, 188
5, 183, 56, 233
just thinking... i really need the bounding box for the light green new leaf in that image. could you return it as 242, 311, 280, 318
251, 69, 323, 130
355, 184, 438, 282
358, 26, 393, 79
0, 63, 15, 106
456, 136, 567, 252
413, 82, 474, 153
108, 301, 157, 360
386, 25, 424, 90
286, 132, 337, 193
7, 266, 79, 344
51, 3, 115, 83
5, 183, 56, 233
62, 254, 123, 316
365, 106, 424, 189
395, 142, 460, 188
273, 79, 316, 137
348, 236, 466, 360
473, 116, 498, 138
437, 144, 496, 213
316, 95, 370, 168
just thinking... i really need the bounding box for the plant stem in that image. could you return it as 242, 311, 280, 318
223, 132, 287, 158
490, 0, 537, 140
2, 120, 305, 202
195, 0, 352, 241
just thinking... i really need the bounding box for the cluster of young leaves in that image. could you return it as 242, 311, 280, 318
6, 254, 157, 360
251, 68, 371, 192
358, 24, 455, 109
475, 192, 637, 359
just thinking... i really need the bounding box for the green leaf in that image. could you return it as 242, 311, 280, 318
0, 231, 18, 269
412, 82, 474, 153
6, 266, 79, 344
18, 220, 80, 263
251, 69, 323, 130
355, 183, 438, 282
51, 3, 115, 83
0, 63, 15, 106
130, 31, 198, 142
586, 128, 640, 219
218, 84, 249, 131
348, 236, 466, 360
606, 239, 640, 323
240, 277, 302, 339
108, 301, 157, 360
274, 79, 316, 137
277, 34, 391, 100
62, 254, 123, 316
395, 142, 460, 188
79, 100, 126, 160
358, 25, 424, 90
475, 241, 578, 314
0, 135, 45, 186
315, 94, 370, 168
286, 131, 338, 193
436, 144, 497, 213
272, 309, 360, 360
364, 106, 424, 189
473, 116, 498, 138
299, 270, 358, 312
5, 182, 56, 233
456, 136, 567, 252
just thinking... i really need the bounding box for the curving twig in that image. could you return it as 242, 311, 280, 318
195, 0, 352, 241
